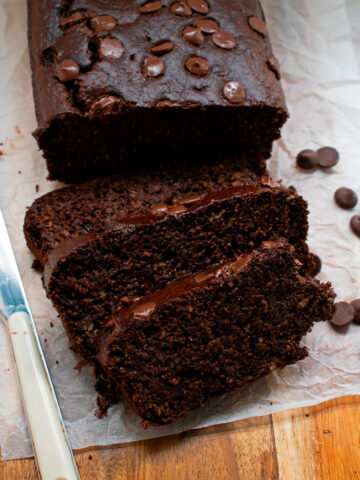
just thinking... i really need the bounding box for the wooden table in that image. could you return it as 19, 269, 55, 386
1, 395, 359, 479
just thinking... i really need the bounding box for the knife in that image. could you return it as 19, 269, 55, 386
0, 208, 80, 480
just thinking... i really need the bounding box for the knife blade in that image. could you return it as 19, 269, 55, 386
0, 208, 80, 480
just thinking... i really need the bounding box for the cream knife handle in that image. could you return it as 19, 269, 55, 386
8, 311, 80, 480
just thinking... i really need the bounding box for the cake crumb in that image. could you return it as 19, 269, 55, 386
18, 170, 22, 174
35, 184, 39, 192
56, 360, 59, 365
50, 322, 54, 328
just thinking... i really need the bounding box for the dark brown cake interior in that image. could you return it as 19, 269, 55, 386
43, 184, 310, 359
24, 158, 265, 266
98, 243, 335, 426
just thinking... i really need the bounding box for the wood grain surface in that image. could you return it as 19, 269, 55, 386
1, 395, 359, 480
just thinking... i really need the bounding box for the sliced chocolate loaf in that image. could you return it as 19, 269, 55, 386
24, 159, 264, 267
43, 183, 310, 359
28, 0, 287, 182
97, 242, 335, 426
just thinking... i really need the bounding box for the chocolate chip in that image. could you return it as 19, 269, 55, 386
170, 1, 192, 16
296, 149, 318, 170
151, 41, 175, 55
139, 1, 162, 13
334, 187, 358, 209
144, 57, 166, 77
350, 299, 360, 324
185, 56, 209, 76
222, 81, 245, 104
55, 59, 80, 82
167, 204, 187, 214
60, 11, 86, 28
90, 15, 117, 34
267, 55, 281, 79
212, 30, 236, 49
151, 203, 169, 214
330, 302, 355, 327
132, 301, 157, 320
248, 16, 267, 36
194, 272, 215, 283
99, 38, 124, 60
187, 0, 209, 14
309, 253, 321, 276
317, 146, 339, 168
196, 18, 219, 34
350, 215, 360, 238
182, 26, 204, 45
89, 95, 121, 117
179, 193, 205, 205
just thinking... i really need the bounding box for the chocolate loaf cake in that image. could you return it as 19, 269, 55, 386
28, 0, 287, 182
43, 183, 310, 359
24, 159, 264, 267
97, 242, 335, 426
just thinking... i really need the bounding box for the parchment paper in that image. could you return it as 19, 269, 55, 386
0, 0, 360, 460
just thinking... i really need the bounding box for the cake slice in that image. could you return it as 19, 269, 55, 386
28, 0, 287, 182
24, 159, 264, 267
96, 242, 335, 426
43, 183, 310, 359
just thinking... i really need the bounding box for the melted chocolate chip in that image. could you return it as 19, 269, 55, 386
222, 81, 245, 104
350, 299, 360, 324
179, 194, 205, 205
151, 203, 169, 213
296, 149, 318, 170
248, 16, 267, 36
143, 57, 166, 77
317, 147, 339, 168
185, 56, 209, 76
350, 215, 360, 238
183, 26, 204, 45
267, 55, 281, 79
60, 11, 86, 28
90, 15, 117, 34
187, 0, 209, 14
151, 41, 175, 55
196, 18, 219, 34
334, 187, 358, 209
99, 38, 124, 60
167, 204, 187, 214
55, 59, 80, 82
194, 272, 215, 283
212, 30, 236, 49
139, 1, 162, 13
89, 96, 121, 117
330, 302, 355, 327
132, 301, 157, 320
170, 1, 192, 16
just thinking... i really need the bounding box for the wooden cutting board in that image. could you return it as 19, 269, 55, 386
1, 395, 359, 479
